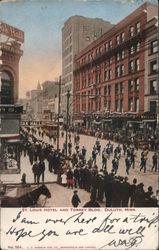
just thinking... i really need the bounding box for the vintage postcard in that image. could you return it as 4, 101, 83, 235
0, 0, 158, 249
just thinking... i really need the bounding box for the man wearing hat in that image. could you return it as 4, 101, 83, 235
83, 193, 100, 207
125, 156, 131, 175
72, 190, 81, 207
152, 152, 158, 172
130, 178, 137, 207
133, 183, 145, 207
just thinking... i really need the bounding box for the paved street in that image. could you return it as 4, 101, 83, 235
41, 131, 158, 193
1, 130, 158, 208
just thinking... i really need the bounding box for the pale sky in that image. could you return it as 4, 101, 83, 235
0, 0, 157, 98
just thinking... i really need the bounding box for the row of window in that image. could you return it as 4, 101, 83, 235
85, 41, 140, 64
76, 99, 157, 114
75, 97, 139, 113
78, 38, 157, 69
75, 58, 140, 90
75, 78, 139, 99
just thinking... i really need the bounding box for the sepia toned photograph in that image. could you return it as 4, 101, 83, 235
0, 0, 158, 210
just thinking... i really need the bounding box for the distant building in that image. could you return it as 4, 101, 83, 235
22, 80, 59, 122
30, 82, 42, 120
41, 81, 59, 120
61, 15, 114, 122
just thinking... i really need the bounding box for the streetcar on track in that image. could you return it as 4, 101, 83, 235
42, 121, 58, 137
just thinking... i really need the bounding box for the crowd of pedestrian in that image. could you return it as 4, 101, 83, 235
57, 133, 158, 207
19, 126, 158, 208
19, 127, 65, 184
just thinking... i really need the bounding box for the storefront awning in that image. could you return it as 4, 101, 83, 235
4, 135, 21, 144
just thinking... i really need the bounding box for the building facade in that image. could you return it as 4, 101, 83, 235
73, 3, 157, 124
61, 15, 114, 121
144, 16, 158, 114
0, 22, 24, 173
22, 80, 59, 122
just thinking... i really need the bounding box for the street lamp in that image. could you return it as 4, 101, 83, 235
65, 90, 70, 158
57, 75, 61, 152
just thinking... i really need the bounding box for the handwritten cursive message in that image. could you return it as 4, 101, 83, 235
1, 208, 158, 250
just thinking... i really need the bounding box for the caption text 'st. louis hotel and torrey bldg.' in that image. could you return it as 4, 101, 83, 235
73, 3, 158, 126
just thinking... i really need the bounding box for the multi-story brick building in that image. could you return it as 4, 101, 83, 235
73, 3, 157, 125
61, 15, 113, 122
0, 22, 24, 173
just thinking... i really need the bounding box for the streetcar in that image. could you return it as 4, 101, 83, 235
42, 121, 58, 137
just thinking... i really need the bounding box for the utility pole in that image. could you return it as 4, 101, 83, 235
65, 90, 70, 158
57, 75, 61, 151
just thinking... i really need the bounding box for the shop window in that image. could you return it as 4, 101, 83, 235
0, 144, 20, 171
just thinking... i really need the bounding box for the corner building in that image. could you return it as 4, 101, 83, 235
0, 23, 24, 173
73, 3, 157, 119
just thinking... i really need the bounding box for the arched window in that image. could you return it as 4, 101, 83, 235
1, 70, 13, 104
